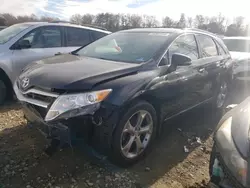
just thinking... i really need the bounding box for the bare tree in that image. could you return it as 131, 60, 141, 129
194, 15, 205, 28
187, 17, 193, 28
177, 13, 186, 28
162, 16, 175, 28
0, 15, 7, 26
2, 13, 18, 25
82, 14, 94, 25
143, 15, 159, 28
129, 14, 142, 28
70, 14, 82, 25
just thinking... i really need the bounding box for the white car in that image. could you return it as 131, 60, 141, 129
0, 22, 110, 104
223, 37, 250, 81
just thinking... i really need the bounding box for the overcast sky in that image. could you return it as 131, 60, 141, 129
1, 0, 250, 22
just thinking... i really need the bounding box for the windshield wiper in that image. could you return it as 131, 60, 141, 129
70, 51, 79, 56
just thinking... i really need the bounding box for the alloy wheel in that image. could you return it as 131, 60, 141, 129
216, 82, 228, 108
120, 110, 153, 159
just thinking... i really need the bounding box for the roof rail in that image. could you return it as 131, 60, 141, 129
50, 20, 72, 24
82, 24, 108, 31
183, 28, 217, 36
49, 20, 108, 31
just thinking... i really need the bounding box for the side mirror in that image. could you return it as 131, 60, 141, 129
18, 40, 31, 49
172, 53, 192, 66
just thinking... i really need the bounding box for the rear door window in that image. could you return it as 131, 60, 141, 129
216, 42, 226, 55
66, 27, 91, 47
196, 35, 218, 57
91, 31, 108, 40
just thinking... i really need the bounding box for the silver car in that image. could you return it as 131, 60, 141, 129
223, 37, 250, 81
0, 22, 110, 104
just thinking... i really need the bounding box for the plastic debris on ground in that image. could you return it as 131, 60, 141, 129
184, 146, 189, 153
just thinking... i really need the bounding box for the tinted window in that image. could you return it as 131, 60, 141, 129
197, 35, 217, 57
92, 31, 108, 40
168, 34, 198, 63
21, 26, 62, 48
223, 38, 250, 53
76, 32, 170, 63
67, 27, 91, 46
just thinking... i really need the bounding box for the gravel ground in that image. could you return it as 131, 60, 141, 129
0, 86, 247, 188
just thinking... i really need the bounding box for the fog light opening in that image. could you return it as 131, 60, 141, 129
92, 116, 103, 126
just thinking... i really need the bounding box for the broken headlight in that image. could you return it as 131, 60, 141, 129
45, 89, 112, 121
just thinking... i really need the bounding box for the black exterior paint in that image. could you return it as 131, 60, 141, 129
19, 28, 233, 155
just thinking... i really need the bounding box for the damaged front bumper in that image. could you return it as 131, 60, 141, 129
23, 103, 72, 147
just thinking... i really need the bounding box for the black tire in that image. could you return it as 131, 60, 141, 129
0, 79, 7, 105
111, 100, 157, 167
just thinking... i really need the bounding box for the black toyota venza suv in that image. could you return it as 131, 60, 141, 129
14, 28, 233, 166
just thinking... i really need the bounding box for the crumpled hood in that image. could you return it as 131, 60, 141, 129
19, 54, 141, 91
226, 97, 250, 159
230, 51, 250, 62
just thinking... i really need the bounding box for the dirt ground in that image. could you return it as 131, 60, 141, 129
0, 86, 248, 188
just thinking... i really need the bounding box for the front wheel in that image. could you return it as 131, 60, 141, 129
111, 100, 157, 166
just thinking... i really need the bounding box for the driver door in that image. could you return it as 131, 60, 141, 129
11, 26, 66, 80
157, 34, 207, 119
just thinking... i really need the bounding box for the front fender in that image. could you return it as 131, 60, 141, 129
95, 70, 158, 107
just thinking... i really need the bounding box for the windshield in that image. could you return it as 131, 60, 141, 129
0, 24, 31, 44
223, 38, 250, 53
76, 32, 170, 63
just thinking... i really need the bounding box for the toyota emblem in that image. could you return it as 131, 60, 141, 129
21, 77, 29, 88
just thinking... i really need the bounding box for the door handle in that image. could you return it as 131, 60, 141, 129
55, 52, 62, 56
220, 62, 225, 66
198, 68, 205, 73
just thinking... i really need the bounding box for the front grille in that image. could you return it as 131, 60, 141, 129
15, 84, 59, 119
215, 151, 245, 188
24, 93, 55, 104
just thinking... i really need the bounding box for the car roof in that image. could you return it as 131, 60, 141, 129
119, 28, 183, 33
118, 28, 218, 37
223, 36, 250, 40
17, 22, 111, 34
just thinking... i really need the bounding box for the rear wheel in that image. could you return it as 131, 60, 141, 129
111, 101, 157, 166
216, 81, 228, 109
0, 79, 7, 105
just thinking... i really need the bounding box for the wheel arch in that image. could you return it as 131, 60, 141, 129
120, 93, 163, 135
0, 68, 13, 98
